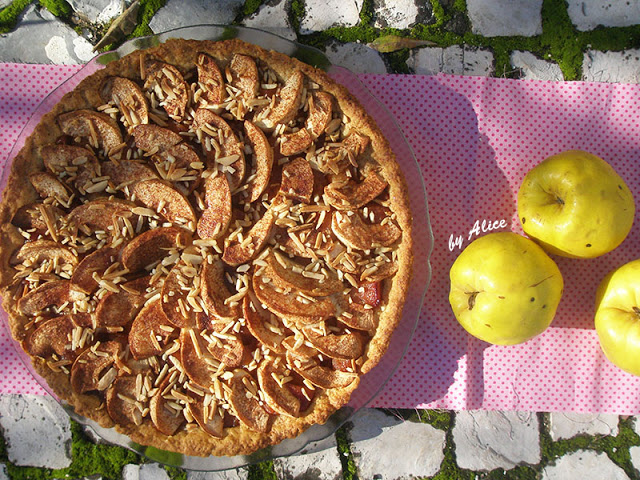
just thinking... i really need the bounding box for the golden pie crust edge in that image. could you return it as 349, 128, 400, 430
0, 38, 414, 457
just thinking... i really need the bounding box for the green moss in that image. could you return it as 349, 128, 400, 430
359, 0, 374, 25
129, 0, 166, 39
38, 0, 71, 18
336, 424, 358, 480
289, 0, 304, 32
241, 0, 263, 17
164, 464, 188, 480
0, 0, 31, 34
247, 460, 277, 479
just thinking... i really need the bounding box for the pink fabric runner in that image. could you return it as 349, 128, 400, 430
2, 64, 640, 414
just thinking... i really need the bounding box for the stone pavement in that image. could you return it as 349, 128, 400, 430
0, 0, 640, 479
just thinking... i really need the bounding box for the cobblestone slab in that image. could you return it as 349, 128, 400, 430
122, 463, 171, 480
549, 412, 619, 440
325, 41, 387, 73
630, 445, 640, 475
273, 435, 343, 480
241, 0, 296, 41
0, 394, 72, 469
187, 468, 248, 480
453, 410, 540, 471
567, 0, 640, 31
408, 46, 494, 76
510, 51, 564, 81
148, 0, 244, 35
349, 409, 446, 479
68, 0, 126, 24
300, 0, 364, 34
541, 450, 630, 480
0, 464, 8, 480
0, 5, 94, 64
372, 0, 419, 29
467, 0, 543, 37
583, 49, 640, 83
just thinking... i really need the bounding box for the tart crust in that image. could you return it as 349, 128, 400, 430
0, 38, 412, 457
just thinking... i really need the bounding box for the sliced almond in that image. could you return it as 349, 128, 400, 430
122, 226, 192, 273
243, 120, 273, 203
282, 335, 318, 358
324, 171, 388, 211
132, 179, 197, 228
18, 280, 71, 316
106, 376, 142, 426
222, 208, 275, 266
257, 359, 300, 417
197, 52, 226, 105
264, 251, 343, 297
142, 58, 189, 121
279, 158, 313, 203
58, 110, 123, 155
331, 210, 401, 250
229, 53, 259, 100
200, 257, 240, 321
29, 172, 71, 205
161, 261, 197, 328
101, 76, 149, 125
129, 298, 172, 360
227, 373, 270, 433
102, 160, 157, 189
280, 128, 312, 157
186, 391, 223, 438
197, 174, 231, 240
243, 293, 286, 354
286, 351, 357, 389
95, 276, 149, 327
70, 340, 122, 393
302, 326, 365, 360
307, 91, 333, 139
132, 124, 182, 152
149, 377, 185, 436
11, 239, 77, 267
70, 247, 119, 294
261, 70, 304, 127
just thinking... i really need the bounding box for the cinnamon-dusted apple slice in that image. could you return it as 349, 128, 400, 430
196, 52, 226, 105
302, 325, 365, 360
229, 53, 259, 100
121, 226, 191, 273
70, 247, 119, 294
192, 109, 246, 190
70, 340, 122, 393
282, 335, 319, 358
280, 128, 312, 157
265, 250, 343, 297
261, 70, 304, 127
24, 314, 77, 357
94, 276, 149, 327
155, 143, 201, 182
101, 76, 149, 126
102, 160, 157, 189
149, 377, 185, 436
222, 208, 276, 266
142, 58, 189, 121
129, 298, 174, 360
58, 110, 123, 155
331, 209, 401, 250
343, 131, 370, 158
324, 171, 388, 211
40, 144, 101, 192
360, 260, 398, 283
17, 280, 71, 316
243, 293, 286, 354
227, 372, 270, 433
186, 391, 223, 438
200, 256, 240, 321
106, 375, 143, 426
279, 158, 314, 203
132, 179, 197, 229
197, 174, 231, 240
29, 172, 72, 205
244, 120, 273, 203
252, 266, 336, 324
257, 359, 300, 417
132, 124, 182, 153
337, 303, 377, 332
306, 91, 333, 139
180, 328, 216, 388
11, 239, 78, 267
206, 322, 246, 368
161, 261, 197, 328
286, 351, 357, 389
65, 198, 136, 238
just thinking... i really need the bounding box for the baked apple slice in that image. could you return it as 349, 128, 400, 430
243, 120, 273, 203
324, 171, 388, 211
229, 53, 259, 100
302, 325, 365, 360
197, 174, 232, 240
161, 261, 197, 328
222, 208, 276, 266
94, 276, 149, 327
121, 226, 191, 273
280, 128, 312, 157
102, 160, 157, 189
101, 76, 149, 126
196, 52, 226, 105
129, 298, 173, 360
11, 239, 78, 267
257, 359, 300, 417
106, 376, 143, 426
149, 377, 185, 436
40, 144, 101, 192
227, 373, 270, 433
260, 70, 304, 127
331, 209, 401, 250
29, 172, 72, 206
279, 158, 314, 203
70, 340, 122, 393
264, 250, 343, 297
132, 124, 182, 152
70, 247, 119, 295
131, 179, 197, 229
243, 293, 286, 354
186, 391, 223, 438
17, 280, 72, 316
306, 91, 333, 139
286, 351, 357, 389
200, 257, 241, 321
142, 58, 189, 121
65, 198, 137, 238
180, 328, 217, 388
205, 322, 246, 368
24, 314, 81, 357
58, 110, 123, 155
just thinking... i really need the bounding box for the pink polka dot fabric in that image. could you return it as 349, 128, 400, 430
2, 65, 640, 414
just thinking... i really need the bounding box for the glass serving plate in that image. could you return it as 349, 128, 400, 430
0, 25, 433, 471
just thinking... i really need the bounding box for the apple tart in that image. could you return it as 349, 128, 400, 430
0, 38, 412, 457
